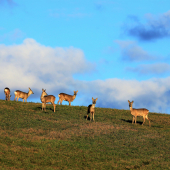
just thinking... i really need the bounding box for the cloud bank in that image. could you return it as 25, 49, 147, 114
0, 38, 94, 99
1, 39, 170, 114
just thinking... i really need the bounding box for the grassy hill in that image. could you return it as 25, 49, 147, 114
0, 100, 170, 169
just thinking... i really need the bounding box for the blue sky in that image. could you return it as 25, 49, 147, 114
1, 0, 170, 114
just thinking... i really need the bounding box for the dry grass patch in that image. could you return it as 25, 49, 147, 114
143, 133, 161, 139
0, 105, 15, 110
0, 165, 24, 170
22, 128, 46, 135
47, 131, 70, 140
16, 122, 140, 141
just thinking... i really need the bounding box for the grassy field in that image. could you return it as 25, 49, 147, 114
0, 100, 170, 170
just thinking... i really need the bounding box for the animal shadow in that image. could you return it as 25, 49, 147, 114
121, 119, 143, 125
84, 115, 90, 120
36, 106, 56, 112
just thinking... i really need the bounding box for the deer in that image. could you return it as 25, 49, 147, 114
4, 87, 11, 101
128, 100, 151, 127
14, 87, 34, 102
40, 89, 56, 112
86, 97, 98, 121
57, 90, 78, 106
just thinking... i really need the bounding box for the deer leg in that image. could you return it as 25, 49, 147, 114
57, 99, 60, 105
42, 102, 45, 111
135, 116, 137, 124
90, 112, 92, 121
86, 114, 88, 120
93, 113, 95, 121
132, 116, 135, 124
60, 99, 63, 105
142, 117, 145, 125
43, 103, 45, 111
69, 102, 71, 106
145, 115, 151, 127
42, 103, 45, 111
17, 97, 19, 101
53, 103, 56, 112
44, 102, 46, 111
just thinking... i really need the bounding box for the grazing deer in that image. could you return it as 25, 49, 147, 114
57, 90, 78, 106
41, 89, 56, 112
128, 100, 151, 127
4, 87, 11, 101
14, 87, 34, 102
86, 97, 98, 121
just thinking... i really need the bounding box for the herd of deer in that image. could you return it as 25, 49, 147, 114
4, 87, 151, 126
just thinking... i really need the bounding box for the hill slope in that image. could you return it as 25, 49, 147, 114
0, 100, 170, 169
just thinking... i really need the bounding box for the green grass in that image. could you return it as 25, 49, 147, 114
0, 99, 170, 169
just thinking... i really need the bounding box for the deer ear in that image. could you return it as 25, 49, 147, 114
96, 98, 98, 101
128, 100, 130, 103
76, 90, 78, 92
132, 101, 134, 103
92, 97, 94, 100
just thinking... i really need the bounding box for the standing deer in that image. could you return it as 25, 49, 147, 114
4, 87, 11, 101
14, 87, 34, 102
57, 90, 78, 106
41, 89, 56, 112
86, 97, 98, 121
128, 100, 151, 127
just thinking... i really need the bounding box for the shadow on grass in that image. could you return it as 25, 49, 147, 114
35, 106, 57, 112
84, 115, 90, 121
121, 119, 143, 125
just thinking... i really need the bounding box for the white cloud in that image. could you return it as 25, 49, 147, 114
76, 77, 170, 114
0, 38, 94, 97
1, 38, 170, 114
